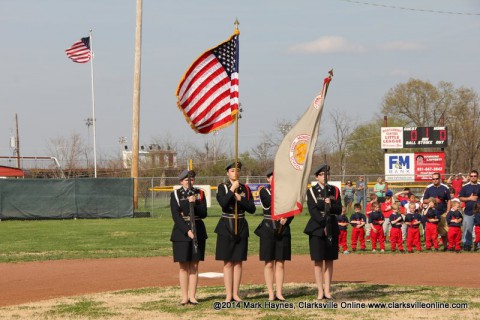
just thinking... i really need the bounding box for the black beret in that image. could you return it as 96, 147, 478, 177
265, 169, 273, 178
178, 169, 195, 180
314, 164, 330, 176
225, 161, 242, 171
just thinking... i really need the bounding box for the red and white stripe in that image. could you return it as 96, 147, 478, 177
177, 52, 238, 133
65, 39, 91, 64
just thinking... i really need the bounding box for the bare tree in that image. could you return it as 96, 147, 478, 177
329, 110, 355, 179
47, 133, 88, 177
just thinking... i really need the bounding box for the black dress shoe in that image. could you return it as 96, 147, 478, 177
324, 295, 334, 300
275, 296, 286, 302
189, 300, 199, 305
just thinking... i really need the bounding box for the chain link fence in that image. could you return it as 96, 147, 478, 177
136, 175, 432, 217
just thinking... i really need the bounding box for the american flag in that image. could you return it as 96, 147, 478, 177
65, 37, 91, 63
176, 30, 239, 134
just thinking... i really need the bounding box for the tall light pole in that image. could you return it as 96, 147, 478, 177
131, 0, 143, 209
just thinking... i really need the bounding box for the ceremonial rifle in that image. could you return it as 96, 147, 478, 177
323, 158, 334, 245
187, 160, 198, 255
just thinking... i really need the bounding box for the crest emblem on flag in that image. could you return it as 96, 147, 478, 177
289, 134, 310, 170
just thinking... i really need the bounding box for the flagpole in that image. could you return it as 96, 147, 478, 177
233, 19, 240, 235
89, 29, 98, 178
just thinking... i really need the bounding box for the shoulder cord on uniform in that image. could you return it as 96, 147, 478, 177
260, 188, 271, 210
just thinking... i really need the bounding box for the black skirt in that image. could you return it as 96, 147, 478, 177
259, 236, 291, 261
309, 235, 338, 261
172, 239, 206, 263
215, 234, 248, 262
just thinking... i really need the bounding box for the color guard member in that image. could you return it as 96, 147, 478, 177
215, 162, 256, 302
254, 169, 293, 301
170, 169, 207, 305
304, 164, 342, 300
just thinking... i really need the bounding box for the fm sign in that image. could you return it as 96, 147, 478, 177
388, 155, 410, 170
385, 153, 414, 177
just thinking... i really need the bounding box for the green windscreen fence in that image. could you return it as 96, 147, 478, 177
0, 178, 133, 219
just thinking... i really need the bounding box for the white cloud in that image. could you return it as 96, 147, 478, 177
378, 41, 425, 51
287, 36, 367, 54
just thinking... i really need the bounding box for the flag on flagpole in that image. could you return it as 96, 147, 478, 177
65, 37, 92, 63
176, 30, 239, 134
271, 71, 333, 219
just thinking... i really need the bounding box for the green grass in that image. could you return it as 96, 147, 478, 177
0, 206, 460, 263
0, 206, 316, 263
47, 299, 119, 318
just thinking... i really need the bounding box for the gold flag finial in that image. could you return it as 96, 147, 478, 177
234, 18, 240, 30
328, 69, 334, 78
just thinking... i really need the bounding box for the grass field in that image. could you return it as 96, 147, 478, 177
0, 205, 474, 263
1, 283, 479, 319
2, 206, 480, 319
0, 206, 312, 263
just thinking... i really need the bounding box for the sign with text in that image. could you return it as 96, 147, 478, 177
414, 152, 445, 181
385, 152, 445, 182
403, 127, 448, 148
381, 127, 403, 149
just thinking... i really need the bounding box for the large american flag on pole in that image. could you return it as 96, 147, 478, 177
65, 37, 91, 63
176, 30, 239, 134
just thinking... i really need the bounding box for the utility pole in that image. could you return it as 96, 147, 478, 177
131, 0, 143, 209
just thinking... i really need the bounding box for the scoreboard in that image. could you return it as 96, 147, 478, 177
403, 127, 448, 148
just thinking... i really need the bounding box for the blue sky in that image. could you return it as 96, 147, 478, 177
1, 0, 479, 161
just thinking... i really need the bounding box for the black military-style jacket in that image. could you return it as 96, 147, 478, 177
214, 181, 256, 237
170, 187, 207, 242
304, 183, 342, 237
254, 185, 293, 238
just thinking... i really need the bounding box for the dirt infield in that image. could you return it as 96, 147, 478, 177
1, 253, 479, 307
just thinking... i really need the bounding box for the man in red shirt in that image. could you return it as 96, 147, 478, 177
447, 173, 467, 197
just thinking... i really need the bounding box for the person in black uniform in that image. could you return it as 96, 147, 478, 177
170, 169, 207, 305
254, 169, 294, 301
304, 164, 342, 300
215, 161, 256, 302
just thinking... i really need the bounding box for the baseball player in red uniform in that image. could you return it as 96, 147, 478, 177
446, 201, 463, 252
389, 203, 404, 252
368, 202, 385, 252
424, 197, 441, 250
338, 206, 349, 254
405, 202, 422, 252
350, 203, 367, 251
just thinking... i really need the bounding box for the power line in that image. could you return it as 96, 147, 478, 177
338, 0, 480, 16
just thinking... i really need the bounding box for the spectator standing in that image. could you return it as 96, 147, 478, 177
355, 176, 366, 210
447, 173, 468, 197
459, 170, 480, 251
374, 177, 386, 203
342, 181, 355, 213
